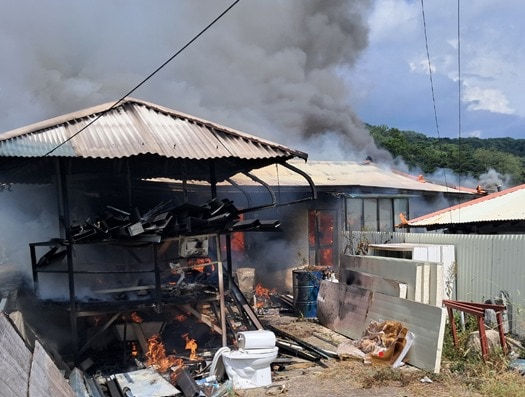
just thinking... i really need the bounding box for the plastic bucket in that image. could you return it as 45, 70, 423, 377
292, 269, 323, 318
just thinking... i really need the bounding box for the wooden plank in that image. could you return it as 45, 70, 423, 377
317, 281, 447, 373
344, 270, 407, 298
29, 341, 75, 397
0, 313, 31, 397
181, 304, 223, 335
366, 292, 447, 373
340, 255, 423, 302
131, 323, 150, 355
317, 281, 370, 339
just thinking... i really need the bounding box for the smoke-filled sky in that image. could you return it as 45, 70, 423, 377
1, 0, 522, 159
0, 0, 393, 162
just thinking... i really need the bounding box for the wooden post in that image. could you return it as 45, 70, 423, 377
216, 235, 227, 346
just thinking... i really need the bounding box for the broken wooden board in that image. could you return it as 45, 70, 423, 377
366, 291, 447, 373
0, 313, 75, 397
316, 282, 370, 339
344, 269, 407, 298
261, 313, 352, 360
29, 341, 75, 397
0, 313, 32, 397
317, 281, 447, 373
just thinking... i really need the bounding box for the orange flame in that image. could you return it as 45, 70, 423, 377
130, 342, 138, 358
174, 314, 187, 322
255, 283, 275, 308
182, 333, 198, 360
146, 334, 182, 373
131, 312, 143, 323
188, 257, 214, 272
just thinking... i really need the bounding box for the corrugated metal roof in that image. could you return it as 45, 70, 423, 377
228, 160, 472, 194
0, 97, 307, 161
405, 183, 525, 227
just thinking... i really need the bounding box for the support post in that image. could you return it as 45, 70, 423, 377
216, 235, 227, 346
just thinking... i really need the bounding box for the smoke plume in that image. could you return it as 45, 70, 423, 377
0, 0, 389, 161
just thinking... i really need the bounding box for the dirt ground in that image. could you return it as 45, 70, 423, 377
236, 358, 484, 397
226, 312, 515, 397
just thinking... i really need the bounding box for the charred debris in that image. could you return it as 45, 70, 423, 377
18, 196, 341, 397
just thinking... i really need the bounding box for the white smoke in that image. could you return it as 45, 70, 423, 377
0, 0, 391, 161
0, 184, 58, 291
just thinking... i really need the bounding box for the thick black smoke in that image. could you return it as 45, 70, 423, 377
0, 0, 389, 161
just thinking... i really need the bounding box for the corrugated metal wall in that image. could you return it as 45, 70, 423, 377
343, 231, 525, 337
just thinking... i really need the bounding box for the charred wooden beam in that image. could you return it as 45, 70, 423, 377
269, 325, 333, 360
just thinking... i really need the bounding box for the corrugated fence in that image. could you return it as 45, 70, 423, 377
344, 231, 525, 337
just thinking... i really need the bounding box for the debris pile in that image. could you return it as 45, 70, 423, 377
69, 197, 280, 244
354, 320, 414, 368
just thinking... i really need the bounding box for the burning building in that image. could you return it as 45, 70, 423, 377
202, 160, 476, 292
0, 98, 312, 378
0, 97, 478, 395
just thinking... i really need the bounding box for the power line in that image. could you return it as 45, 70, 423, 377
43, 0, 241, 157
420, 0, 441, 141
420, 0, 449, 191
456, 0, 462, 188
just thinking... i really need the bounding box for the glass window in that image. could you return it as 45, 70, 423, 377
394, 198, 409, 227
379, 199, 393, 232
345, 198, 363, 231
363, 199, 378, 231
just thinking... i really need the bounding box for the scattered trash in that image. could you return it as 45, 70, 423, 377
509, 359, 525, 376
420, 376, 433, 383
354, 320, 414, 368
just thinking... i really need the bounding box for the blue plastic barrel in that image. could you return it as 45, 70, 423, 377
292, 269, 323, 318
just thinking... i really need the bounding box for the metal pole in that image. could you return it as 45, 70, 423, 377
57, 159, 79, 357
216, 235, 227, 346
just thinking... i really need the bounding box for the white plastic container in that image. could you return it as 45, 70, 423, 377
236, 330, 276, 350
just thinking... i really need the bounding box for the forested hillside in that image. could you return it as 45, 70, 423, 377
368, 124, 525, 186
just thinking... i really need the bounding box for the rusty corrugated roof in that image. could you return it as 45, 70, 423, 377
405, 184, 525, 227
0, 97, 307, 161
0, 98, 307, 183
228, 160, 472, 194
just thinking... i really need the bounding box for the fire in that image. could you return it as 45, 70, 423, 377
255, 283, 275, 308
146, 334, 182, 373
174, 314, 187, 322
188, 257, 214, 273
182, 333, 198, 360
130, 342, 138, 357
131, 312, 143, 323
255, 283, 271, 299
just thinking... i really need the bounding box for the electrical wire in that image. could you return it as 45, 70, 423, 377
456, 0, 462, 189
420, 0, 450, 192
43, 0, 241, 157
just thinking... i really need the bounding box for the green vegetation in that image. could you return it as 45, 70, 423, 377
440, 314, 525, 397
367, 124, 525, 186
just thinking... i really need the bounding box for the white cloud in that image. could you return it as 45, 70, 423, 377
353, 0, 525, 138
466, 130, 482, 138
462, 83, 515, 115
367, 0, 418, 43
409, 56, 435, 74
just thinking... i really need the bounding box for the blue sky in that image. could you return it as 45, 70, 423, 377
353, 0, 525, 140
0, 1, 523, 162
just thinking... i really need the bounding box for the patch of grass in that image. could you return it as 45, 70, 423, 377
360, 367, 409, 388
441, 313, 525, 396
